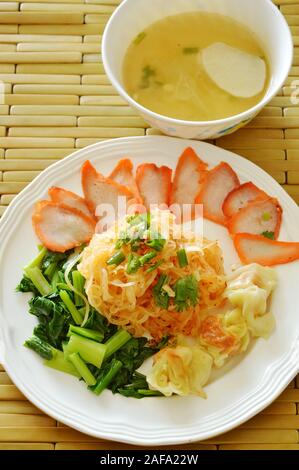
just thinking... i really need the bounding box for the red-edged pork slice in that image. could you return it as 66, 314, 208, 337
48, 186, 93, 219
109, 158, 141, 201
32, 201, 95, 253
234, 233, 299, 266
223, 182, 268, 218
170, 147, 208, 206
228, 197, 282, 239
81, 160, 134, 217
136, 163, 172, 210
195, 162, 240, 226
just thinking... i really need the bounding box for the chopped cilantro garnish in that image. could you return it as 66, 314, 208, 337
262, 231, 275, 240
174, 275, 199, 312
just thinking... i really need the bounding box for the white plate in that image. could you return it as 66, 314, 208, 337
0, 136, 298, 446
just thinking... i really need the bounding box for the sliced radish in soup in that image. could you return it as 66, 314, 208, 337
201, 42, 266, 98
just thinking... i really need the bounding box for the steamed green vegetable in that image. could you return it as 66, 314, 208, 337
44, 349, 80, 377
18, 246, 167, 398
69, 352, 97, 386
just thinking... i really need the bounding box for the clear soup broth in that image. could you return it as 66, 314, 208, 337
123, 12, 269, 122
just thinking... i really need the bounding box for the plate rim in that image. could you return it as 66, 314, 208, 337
0, 135, 298, 446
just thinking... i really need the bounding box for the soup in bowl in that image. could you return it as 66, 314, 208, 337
102, 0, 293, 140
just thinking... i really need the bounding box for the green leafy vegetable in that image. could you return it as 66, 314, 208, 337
51, 270, 65, 292
16, 276, 39, 296
24, 335, 53, 360
71, 271, 85, 307
83, 308, 116, 341
104, 329, 132, 359
102, 338, 159, 396
29, 295, 69, 349
24, 247, 48, 271
67, 324, 104, 343
24, 267, 52, 296
42, 250, 69, 273
44, 349, 80, 377
137, 389, 163, 397
59, 290, 83, 325
18, 244, 166, 399
69, 352, 97, 386
64, 333, 106, 368
92, 359, 123, 395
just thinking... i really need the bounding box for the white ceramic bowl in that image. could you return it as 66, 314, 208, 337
102, 0, 293, 140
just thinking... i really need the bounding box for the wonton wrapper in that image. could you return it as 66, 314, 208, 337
226, 264, 277, 339
147, 345, 213, 398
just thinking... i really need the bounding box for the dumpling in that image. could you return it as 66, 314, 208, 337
223, 308, 250, 352
227, 263, 277, 296
226, 264, 277, 339
146, 344, 213, 397
198, 310, 250, 368
245, 308, 275, 339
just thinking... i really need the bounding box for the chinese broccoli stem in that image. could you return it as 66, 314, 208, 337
59, 290, 83, 325
71, 271, 85, 307
92, 359, 123, 396
56, 283, 73, 292
67, 324, 104, 343
104, 329, 132, 359
24, 247, 47, 271
78, 307, 86, 319
24, 336, 53, 360
64, 333, 106, 368
44, 261, 58, 280
44, 349, 80, 378
69, 352, 96, 386
24, 266, 52, 296
137, 389, 163, 397
51, 270, 60, 291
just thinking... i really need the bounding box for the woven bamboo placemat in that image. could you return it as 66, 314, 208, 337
0, 0, 298, 451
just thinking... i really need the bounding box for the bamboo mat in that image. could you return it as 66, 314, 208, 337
0, 0, 298, 451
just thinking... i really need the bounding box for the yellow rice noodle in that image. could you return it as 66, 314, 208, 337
78, 210, 226, 341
